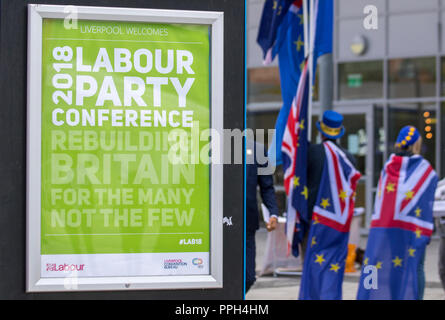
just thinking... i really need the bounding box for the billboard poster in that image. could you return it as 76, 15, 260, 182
27, 5, 223, 291
41, 18, 210, 278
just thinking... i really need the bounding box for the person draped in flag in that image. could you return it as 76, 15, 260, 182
357, 126, 438, 300
299, 110, 360, 300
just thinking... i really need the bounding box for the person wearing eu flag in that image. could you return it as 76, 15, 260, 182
299, 110, 361, 300
357, 126, 438, 300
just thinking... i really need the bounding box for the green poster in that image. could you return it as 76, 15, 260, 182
40, 19, 210, 277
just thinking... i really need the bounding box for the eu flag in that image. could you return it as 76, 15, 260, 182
357, 155, 438, 300
256, 0, 294, 63
268, 0, 333, 165
313, 0, 333, 61
267, 1, 305, 166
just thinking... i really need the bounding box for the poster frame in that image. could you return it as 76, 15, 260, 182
26, 4, 224, 292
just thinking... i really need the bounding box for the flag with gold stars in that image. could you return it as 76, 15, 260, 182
282, 58, 309, 257
357, 154, 438, 300
266, 0, 333, 165
264, 0, 306, 166
299, 141, 361, 300
257, 0, 295, 64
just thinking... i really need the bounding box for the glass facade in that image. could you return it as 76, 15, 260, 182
389, 57, 436, 98
247, 67, 281, 103
338, 114, 366, 174
338, 60, 383, 100
247, 110, 279, 137
247, 66, 320, 104
441, 103, 445, 178
441, 57, 445, 96
336, 57, 441, 176
373, 106, 384, 186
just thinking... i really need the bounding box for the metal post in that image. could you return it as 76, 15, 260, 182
318, 53, 334, 117
307, 0, 315, 142
303, 0, 309, 58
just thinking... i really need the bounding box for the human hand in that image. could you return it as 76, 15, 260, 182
266, 216, 278, 232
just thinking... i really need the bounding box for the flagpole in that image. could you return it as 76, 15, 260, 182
307, 0, 315, 143
303, 0, 315, 142
303, 0, 309, 58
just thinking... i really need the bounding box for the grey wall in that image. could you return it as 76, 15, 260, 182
388, 12, 438, 57
336, 0, 442, 61
245, 0, 444, 66
337, 0, 386, 17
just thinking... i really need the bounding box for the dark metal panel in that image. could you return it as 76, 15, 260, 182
0, 0, 245, 300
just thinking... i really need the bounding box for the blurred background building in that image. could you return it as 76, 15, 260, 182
247, 0, 444, 230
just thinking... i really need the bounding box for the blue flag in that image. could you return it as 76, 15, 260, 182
267, 1, 305, 165
256, 0, 294, 63
313, 0, 333, 61
299, 141, 361, 300
357, 154, 438, 300
268, 0, 333, 165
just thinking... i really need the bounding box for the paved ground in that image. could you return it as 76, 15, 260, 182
246, 228, 445, 300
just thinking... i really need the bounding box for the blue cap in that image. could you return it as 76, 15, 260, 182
396, 126, 420, 148
316, 110, 345, 139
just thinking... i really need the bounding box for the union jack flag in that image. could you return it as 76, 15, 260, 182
357, 154, 438, 300
299, 141, 361, 300
371, 154, 436, 235
311, 141, 361, 232
281, 59, 309, 257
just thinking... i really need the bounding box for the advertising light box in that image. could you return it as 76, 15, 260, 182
27, 4, 223, 292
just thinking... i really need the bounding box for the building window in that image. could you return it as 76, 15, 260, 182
338, 60, 383, 100
248, 66, 319, 104
247, 110, 279, 138
441, 103, 445, 178
373, 106, 384, 186
337, 114, 367, 175
313, 67, 320, 102
388, 103, 436, 169
389, 57, 436, 98
441, 57, 445, 96
247, 67, 281, 103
